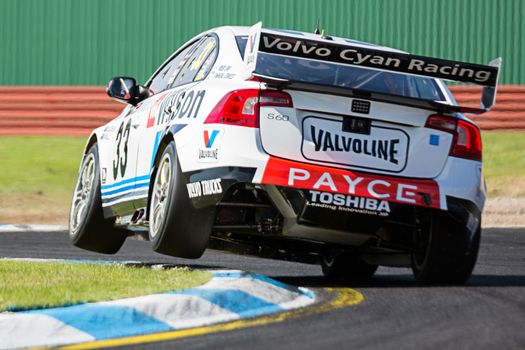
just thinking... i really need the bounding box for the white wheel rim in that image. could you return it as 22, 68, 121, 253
70, 153, 96, 235
149, 153, 172, 239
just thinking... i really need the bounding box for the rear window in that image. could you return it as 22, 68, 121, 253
235, 36, 445, 101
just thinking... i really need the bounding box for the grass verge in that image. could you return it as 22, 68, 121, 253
0, 136, 86, 224
482, 131, 525, 197
0, 260, 211, 312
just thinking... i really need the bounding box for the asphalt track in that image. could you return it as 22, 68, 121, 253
1, 228, 524, 349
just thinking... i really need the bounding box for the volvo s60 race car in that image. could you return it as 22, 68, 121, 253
69, 23, 501, 284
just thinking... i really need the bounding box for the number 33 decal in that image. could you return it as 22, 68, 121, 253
113, 119, 132, 180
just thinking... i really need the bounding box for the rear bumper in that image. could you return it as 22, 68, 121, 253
182, 163, 482, 266
259, 156, 443, 210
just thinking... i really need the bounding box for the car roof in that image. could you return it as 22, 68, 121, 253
214, 25, 406, 54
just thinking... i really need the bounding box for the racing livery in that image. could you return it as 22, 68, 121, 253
69, 23, 501, 284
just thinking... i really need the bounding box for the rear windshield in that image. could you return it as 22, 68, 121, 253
236, 36, 445, 101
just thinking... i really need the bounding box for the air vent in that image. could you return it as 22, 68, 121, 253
351, 100, 370, 114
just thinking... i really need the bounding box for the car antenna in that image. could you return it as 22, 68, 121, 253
314, 19, 332, 40
314, 19, 321, 35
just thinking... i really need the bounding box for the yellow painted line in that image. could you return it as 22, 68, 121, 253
59, 288, 363, 350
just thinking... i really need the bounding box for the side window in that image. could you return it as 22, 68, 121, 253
172, 36, 218, 87
148, 42, 198, 94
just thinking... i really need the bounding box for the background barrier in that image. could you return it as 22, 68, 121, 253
0, 85, 523, 136
0, 87, 123, 136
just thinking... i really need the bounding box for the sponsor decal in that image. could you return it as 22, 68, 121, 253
186, 178, 223, 198
198, 128, 223, 162
190, 40, 216, 71
214, 72, 236, 79
310, 125, 400, 164
203, 129, 220, 148
261, 157, 441, 209
307, 190, 390, 216
153, 89, 206, 127
302, 117, 408, 172
112, 119, 131, 180
147, 92, 170, 128
244, 22, 262, 74
248, 33, 258, 55
259, 33, 497, 86
429, 134, 440, 146
213, 65, 235, 79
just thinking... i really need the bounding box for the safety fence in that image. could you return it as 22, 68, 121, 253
0, 86, 123, 136
0, 85, 523, 136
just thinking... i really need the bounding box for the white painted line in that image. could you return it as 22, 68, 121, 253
0, 224, 67, 232
0, 313, 94, 349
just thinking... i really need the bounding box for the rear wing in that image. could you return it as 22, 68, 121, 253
243, 22, 502, 115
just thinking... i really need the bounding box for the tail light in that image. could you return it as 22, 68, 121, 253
425, 115, 482, 161
204, 89, 292, 128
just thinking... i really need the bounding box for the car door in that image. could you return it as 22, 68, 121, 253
132, 36, 217, 209
98, 106, 139, 214
131, 35, 219, 210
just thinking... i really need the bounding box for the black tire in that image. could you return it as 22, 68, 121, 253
321, 252, 378, 282
69, 144, 127, 254
148, 142, 214, 258
411, 211, 481, 284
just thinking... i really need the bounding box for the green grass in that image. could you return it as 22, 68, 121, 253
0, 136, 85, 196
482, 131, 525, 179
0, 260, 211, 311
482, 131, 525, 197
0, 136, 86, 223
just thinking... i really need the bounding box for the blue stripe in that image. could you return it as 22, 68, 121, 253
168, 289, 282, 318
101, 175, 150, 190
150, 131, 163, 170
25, 304, 172, 339
101, 182, 149, 197
212, 272, 246, 278
101, 192, 148, 205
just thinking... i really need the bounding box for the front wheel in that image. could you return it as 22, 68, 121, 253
69, 144, 127, 254
148, 142, 214, 258
411, 211, 481, 284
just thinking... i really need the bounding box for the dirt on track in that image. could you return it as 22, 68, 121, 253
483, 197, 525, 227
0, 193, 71, 225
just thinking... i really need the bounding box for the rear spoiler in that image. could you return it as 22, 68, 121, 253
243, 22, 502, 115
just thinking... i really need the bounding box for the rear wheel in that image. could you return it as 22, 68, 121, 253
148, 142, 214, 258
69, 144, 127, 254
411, 211, 481, 284
321, 252, 378, 282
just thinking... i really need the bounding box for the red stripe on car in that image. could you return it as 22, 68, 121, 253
261, 157, 442, 209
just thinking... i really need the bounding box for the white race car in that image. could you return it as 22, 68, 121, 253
69, 23, 501, 284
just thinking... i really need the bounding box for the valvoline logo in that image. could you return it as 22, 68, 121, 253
203, 130, 220, 148
248, 33, 258, 54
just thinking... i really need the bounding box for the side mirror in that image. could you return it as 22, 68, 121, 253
107, 77, 153, 106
